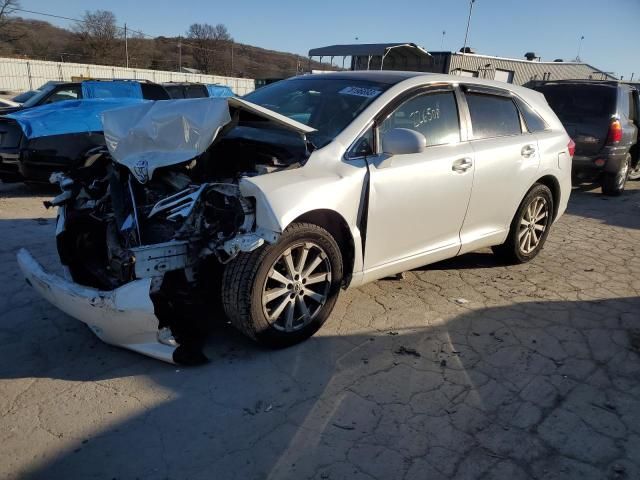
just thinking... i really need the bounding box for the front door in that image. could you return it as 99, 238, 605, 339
363, 88, 474, 275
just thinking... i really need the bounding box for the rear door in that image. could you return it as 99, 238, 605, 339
459, 86, 541, 252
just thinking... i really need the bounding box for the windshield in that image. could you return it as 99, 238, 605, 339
535, 84, 616, 120
21, 83, 59, 108
12, 90, 37, 103
244, 77, 390, 147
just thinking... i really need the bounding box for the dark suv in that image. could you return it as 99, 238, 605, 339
0, 80, 170, 182
529, 80, 639, 195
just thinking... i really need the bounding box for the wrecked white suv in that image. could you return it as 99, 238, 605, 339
18, 71, 572, 364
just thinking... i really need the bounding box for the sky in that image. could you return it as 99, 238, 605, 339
16, 0, 640, 80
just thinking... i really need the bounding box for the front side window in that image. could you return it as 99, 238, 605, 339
380, 91, 461, 146
42, 86, 80, 105
466, 93, 522, 139
346, 126, 375, 159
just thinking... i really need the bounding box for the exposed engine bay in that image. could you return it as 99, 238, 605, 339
44, 98, 315, 364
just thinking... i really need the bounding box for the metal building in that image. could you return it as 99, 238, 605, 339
308, 43, 617, 85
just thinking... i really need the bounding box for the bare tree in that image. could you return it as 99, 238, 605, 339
186, 23, 232, 74
0, 0, 22, 43
73, 10, 120, 63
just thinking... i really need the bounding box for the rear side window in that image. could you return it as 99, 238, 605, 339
163, 85, 185, 99
184, 85, 208, 98
515, 98, 548, 132
466, 93, 522, 139
381, 91, 461, 146
141, 83, 171, 100
534, 84, 615, 119
628, 92, 637, 122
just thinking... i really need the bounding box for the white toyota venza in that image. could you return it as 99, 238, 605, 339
18, 71, 573, 364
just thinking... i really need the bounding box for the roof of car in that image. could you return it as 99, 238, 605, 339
296, 71, 426, 84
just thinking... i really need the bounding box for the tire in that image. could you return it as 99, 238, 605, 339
629, 160, 640, 181
222, 222, 343, 348
492, 183, 554, 264
601, 154, 630, 196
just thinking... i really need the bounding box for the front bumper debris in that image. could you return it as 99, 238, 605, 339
17, 248, 178, 364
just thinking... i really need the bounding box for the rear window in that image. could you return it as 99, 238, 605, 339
515, 98, 548, 132
466, 93, 522, 139
534, 84, 616, 119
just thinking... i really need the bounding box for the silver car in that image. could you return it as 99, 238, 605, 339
18, 71, 573, 364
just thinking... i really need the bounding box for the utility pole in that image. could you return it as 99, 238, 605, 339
461, 0, 476, 75
462, 0, 476, 54
178, 36, 182, 71
441, 30, 446, 50
124, 23, 129, 68
230, 42, 234, 75
576, 35, 584, 62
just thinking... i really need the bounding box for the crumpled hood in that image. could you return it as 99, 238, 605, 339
102, 98, 232, 183
102, 97, 316, 184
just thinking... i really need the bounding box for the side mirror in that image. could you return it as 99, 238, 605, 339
382, 128, 427, 156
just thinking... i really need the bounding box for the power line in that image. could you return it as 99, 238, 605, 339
13, 7, 231, 55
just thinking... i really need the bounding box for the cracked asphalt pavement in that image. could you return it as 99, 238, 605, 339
1, 181, 639, 480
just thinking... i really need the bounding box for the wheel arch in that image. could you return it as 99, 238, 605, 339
290, 209, 356, 288
629, 143, 638, 168
535, 174, 561, 221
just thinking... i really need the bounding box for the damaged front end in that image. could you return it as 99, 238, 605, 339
17, 97, 315, 364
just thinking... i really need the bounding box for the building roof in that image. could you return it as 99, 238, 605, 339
308, 43, 430, 58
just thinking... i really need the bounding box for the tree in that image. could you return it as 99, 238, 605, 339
0, 0, 22, 43
73, 10, 120, 63
186, 23, 232, 74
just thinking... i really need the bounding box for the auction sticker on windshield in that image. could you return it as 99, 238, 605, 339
339, 86, 382, 98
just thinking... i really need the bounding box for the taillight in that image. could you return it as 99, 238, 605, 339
607, 119, 623, 144
568, 138, 576, 157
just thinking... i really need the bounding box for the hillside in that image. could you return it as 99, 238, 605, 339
0, 16, 335, 79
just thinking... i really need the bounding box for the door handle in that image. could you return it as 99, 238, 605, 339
521, 145, 536, 158
452, 157, 473, 173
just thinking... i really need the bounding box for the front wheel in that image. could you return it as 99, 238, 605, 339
601, 154, 630, 195
492, 183, 554, 264
222, 222, 343, 348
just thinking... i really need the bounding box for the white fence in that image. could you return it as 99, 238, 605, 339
0, 57, 255, 95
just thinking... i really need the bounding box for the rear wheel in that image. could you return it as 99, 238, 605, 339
492, 183, 554, 264
628, 161, 640, 181
222, 222, 343, 347
601, 154, 630, 195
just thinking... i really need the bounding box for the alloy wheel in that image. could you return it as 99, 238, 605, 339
261, 242, 332, 332
518, 196, 549, 254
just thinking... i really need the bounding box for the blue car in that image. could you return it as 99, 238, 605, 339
0, 80, 171, 182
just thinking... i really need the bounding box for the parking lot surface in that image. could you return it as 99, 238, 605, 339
1, 181, 639, 480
